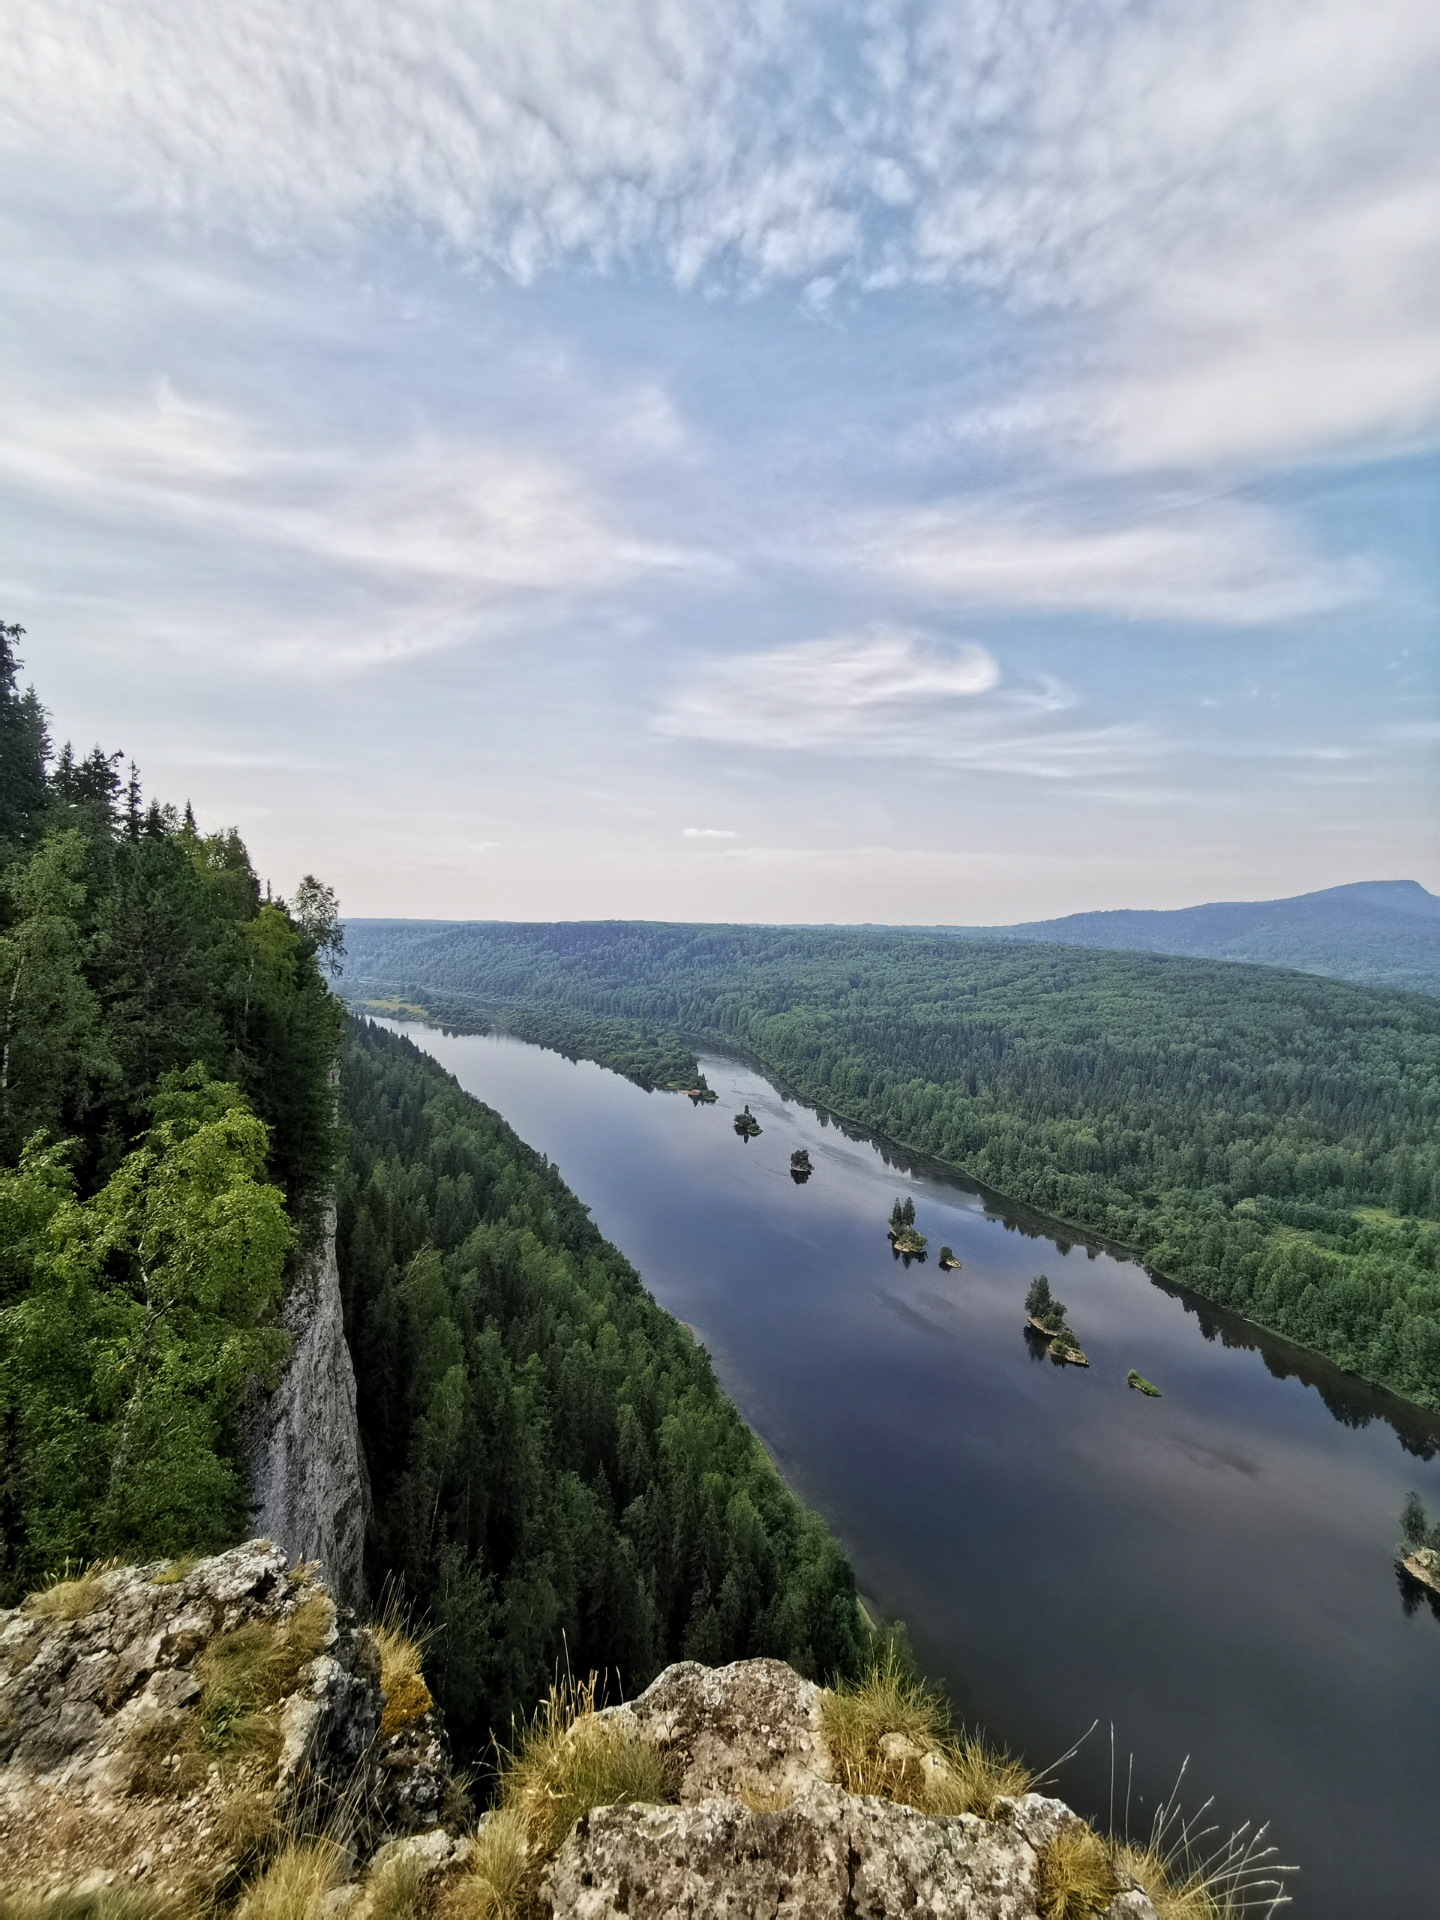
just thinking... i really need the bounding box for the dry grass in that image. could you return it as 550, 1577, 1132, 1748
371, 1619, 433, 1739
737, 1778, 793, 1813
365, 1850, 426, 1920
149, 1556, 200, 1588
452, 1674, 671, 1920
22, 1562, 118, 1624
1106, 1779, 1294, 1920
124, 1590, 335, 1796
820, 1650, 1031, 1818
0, 1894, 186, 1920
452, 1808, 530, 1920
233, 1840, 347, 1920
1113, 1845, 1224, 1920
1036, 1826, 1123, 1919
196, 1593, 334, 1765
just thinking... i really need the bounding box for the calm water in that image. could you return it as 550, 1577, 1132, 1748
379, 1022, 1440, 1917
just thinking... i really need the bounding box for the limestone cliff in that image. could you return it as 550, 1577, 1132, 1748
239, 1203, 369, 1607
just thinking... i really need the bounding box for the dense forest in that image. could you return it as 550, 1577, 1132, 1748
0, 630, 866, 1768
337, 1018, 864, 1757
342, 918, 1440, 1411
0, 624, 343, 1599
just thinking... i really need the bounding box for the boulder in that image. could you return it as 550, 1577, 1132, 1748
540, 1659, 1157, 1920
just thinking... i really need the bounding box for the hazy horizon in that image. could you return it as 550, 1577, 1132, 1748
4, 0, 1436, 922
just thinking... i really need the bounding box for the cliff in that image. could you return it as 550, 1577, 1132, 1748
239, 1203, 369, 1607
2, 1546, 1171, 1917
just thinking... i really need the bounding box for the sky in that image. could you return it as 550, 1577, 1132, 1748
2, 0, 1437, 925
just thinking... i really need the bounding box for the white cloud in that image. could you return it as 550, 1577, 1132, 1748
682, 826, 739, 838
0, 385, 718, 669
4, 0, 1436, 475
655, 627, 1157, 778
840, 497, 1366, 625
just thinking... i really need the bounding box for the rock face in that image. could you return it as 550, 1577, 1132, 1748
239, 1203, 370, 1606
0, 1541, 445, 1903
541, 1661, 1157, 1920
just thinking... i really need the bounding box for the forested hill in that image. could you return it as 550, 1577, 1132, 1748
953, 878, 1440, 996
338, 1018, 866, 1757
342, 918, 1440, 1411
0, 623, 344, 1602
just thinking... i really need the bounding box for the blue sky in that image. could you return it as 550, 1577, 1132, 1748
2, 0, 1436, 922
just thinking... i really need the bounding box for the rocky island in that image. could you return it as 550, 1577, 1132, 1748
733, 1103, 762, 1138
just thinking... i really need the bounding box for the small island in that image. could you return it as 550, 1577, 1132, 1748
790, 1148, 813, 1183
1024, 1275, 1088, 1366
887, 1195, 928, 1258
1399, 1492, 1440, 1596
1127, 1369, 1162, 1397
733, 1104, 762, 1139
937, 1244, 961, 1270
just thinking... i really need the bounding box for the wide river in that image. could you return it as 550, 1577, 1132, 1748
379, 1021, 1440, 1917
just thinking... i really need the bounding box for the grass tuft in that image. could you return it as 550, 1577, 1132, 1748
234, 1839, 347, 1920
497, 1673, 673, 1861
365, 1851, 426, 1920
820, 1648, 1030, 1818
0, 1894, 185, 1920
1107, 1774, 1294, 1920
1036, 1824, 1123, 1918
370, 1617, 433, 1739
196, 1594, 334, 1764
124, 1592, 335, 1797
149, 1555, 200, 1588
22, 1562, 118, 1623
453, 1673, 671, 1920
454, 1807, 530, 1920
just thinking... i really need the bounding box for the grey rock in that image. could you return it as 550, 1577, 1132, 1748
625, 1657, 833, 1803
0, 1541, 448, 1900
540, 1661, 1159, 1920
239, 1202, 370, 1606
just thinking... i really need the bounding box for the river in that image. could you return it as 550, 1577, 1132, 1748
376, 1020, 1440, 1917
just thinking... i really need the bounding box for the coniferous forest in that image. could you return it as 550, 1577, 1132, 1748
0, 630, 866, 1765
342, 918, 1440, 1411
338, 1019, 864, 1755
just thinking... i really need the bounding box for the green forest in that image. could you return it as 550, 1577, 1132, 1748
0, 625, 343, 1597
0, 630, 865, 1763
342, 918, 1440, 1411
339, 1018, 863, 1754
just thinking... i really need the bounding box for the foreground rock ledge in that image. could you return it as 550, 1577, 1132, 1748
0, 1540, 443, 1901
541, 1660, 1157, 1920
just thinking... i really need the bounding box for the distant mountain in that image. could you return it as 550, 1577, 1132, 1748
952, 879, 1440, 995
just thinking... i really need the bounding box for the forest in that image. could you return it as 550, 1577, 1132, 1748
338, 1019, 864, 1756
0, 629, 865, 1767
342, 917, 1440, 1411
0, 624, 343, 1598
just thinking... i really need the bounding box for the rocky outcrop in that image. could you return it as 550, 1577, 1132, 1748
539, 1661, 1157, 1920
0, 1541, 445, 1904
240, 1203, 369, 1607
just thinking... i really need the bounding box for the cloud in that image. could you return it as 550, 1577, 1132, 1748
0, 386, 718, 669
682, 826, 739, 838
655, 627, 1157, 778
839, 497, 1367, 625
4, 0, 1435, 475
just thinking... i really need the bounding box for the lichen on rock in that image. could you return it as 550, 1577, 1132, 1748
0, 1540, 446, 1905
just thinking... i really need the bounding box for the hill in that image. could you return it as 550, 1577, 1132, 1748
951, 879, 1440, 995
